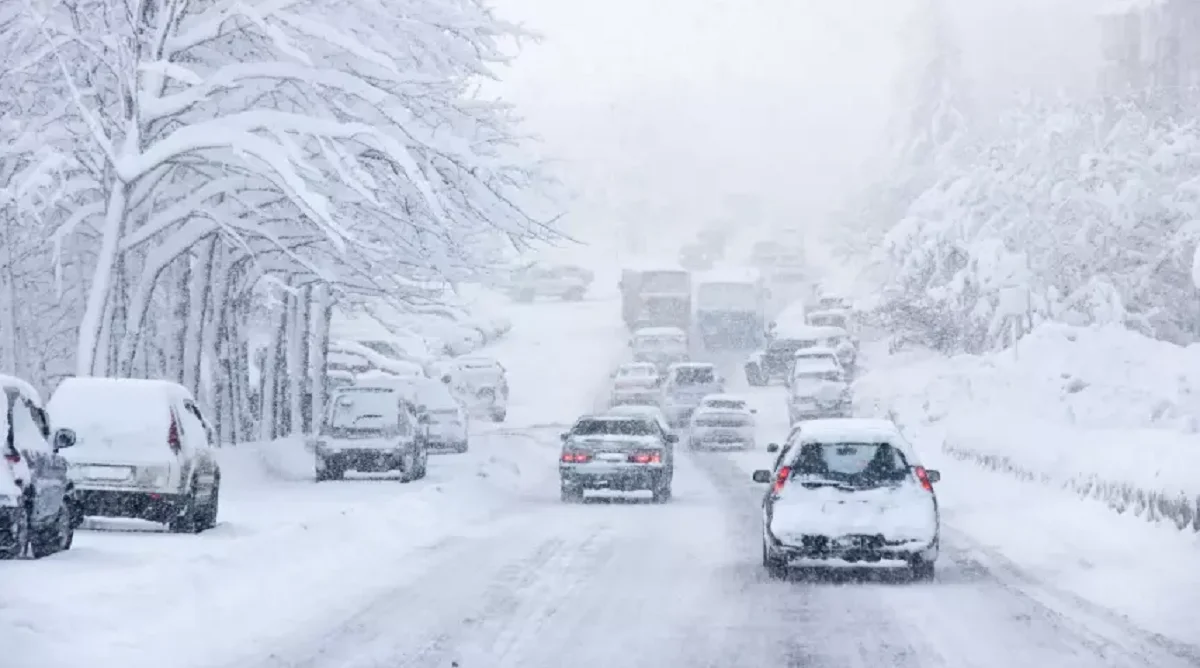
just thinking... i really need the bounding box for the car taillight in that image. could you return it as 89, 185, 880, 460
168, 414, 182, 454
4, 451, 20, 464
772, 466, 791, 495
629, 451, 662, 464
914, 466, 934, 492
561, 452, 591, 463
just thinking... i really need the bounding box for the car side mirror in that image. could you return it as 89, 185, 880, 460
52, 428, 76, 451
560, 433, 569, 442
666, 434, 678, 444
418, 414, 431, 424
750, 408, 757, 414
752, 469, 773, 483
765, 443, 779, 453
926, 469, 941, 484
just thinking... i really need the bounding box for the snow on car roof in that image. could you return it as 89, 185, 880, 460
793, 346, 838, 357
633, 326, 687, 337
0, 373, 43, 405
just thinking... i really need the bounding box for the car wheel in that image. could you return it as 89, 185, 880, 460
560, 484, 584, 503
910, 557, 935, 582
399, 448, 419, 483
651, 482, 672, 503
417, 449, 429, 479
0, 507, 29, 560
490, 409, 506, 422
168, 486, 200, 534
455, 441, 469, 454
763, 541, 786, 579
200, 477, 220, 531
30, 504, 73, 558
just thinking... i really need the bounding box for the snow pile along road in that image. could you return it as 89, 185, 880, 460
855, 323, 1200, 647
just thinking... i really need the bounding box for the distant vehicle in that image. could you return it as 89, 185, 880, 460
620, 267, 692, 331
49, 377, 221, 533
559, 415, 676, 503
745, 322, 843, 386
441, 356, 508, 422
313, 385, 429, 482
1, 375, 77, 559
678, 242, 716, 271
508, 264, 594, 302
659, 362, 725, 427
791, 346, 843, 372
694, 268, 768, 350
687, 394, 757, 450
629, 326, 689, 373
786, 360, 851, 425
753, 418, 941, 580
806, 309, 851, 331
357, 375, 468, 453
609, 362, 662, 407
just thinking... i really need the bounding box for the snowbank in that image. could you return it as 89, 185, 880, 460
856, 323, 1200, 533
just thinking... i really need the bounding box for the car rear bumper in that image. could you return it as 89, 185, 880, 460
76, 489, 187, 522
772, 532, 938, 563
319, 449, 407, 472
560, 466, 667, 491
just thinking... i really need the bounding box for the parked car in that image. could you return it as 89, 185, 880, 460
507, 264, 593, 302
314, 385, 428, 482
440, 356, 508, 422
686, 394, 757, 450
752, 418, 941, 580
558, 414, 676, 503
786, 360, 851, 425
0, 375, 77, 559
416, 380, 469, 453
48, 377, 221, 533
659, 362, 724, 427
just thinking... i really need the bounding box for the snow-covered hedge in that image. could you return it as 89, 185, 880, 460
856, 323, 1200, 533
870, 99, 1200, 351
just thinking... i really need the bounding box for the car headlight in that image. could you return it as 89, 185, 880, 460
135, 465, 171, 487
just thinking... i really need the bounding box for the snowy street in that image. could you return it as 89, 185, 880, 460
7, 296, 1197, 668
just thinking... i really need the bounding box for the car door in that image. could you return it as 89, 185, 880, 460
11, 395, 64, 523
180, 400, 217, 495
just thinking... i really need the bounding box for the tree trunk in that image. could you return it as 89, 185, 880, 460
310, 286, 334, 434
184, 236, 217, 397
287, 286, 307, 435
259, 300, 289, 441
76, 178, 129, 376
169, 255, 193, 385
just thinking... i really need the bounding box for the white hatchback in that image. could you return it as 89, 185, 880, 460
687, 394, 756, 450
753, 418, 941, 580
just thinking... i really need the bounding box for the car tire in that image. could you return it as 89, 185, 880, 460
30, 504, 73, 558
168, 486, 200, 534
560, 484, 584, 503
199, 476, 221, 530
910, 557, 935, 582
315, 457, 343, 482
0, 507, 29, 560
399, 448, 419, 483
455, 441, 469, 454
763, 541, 787, 579
490, 409, 506, 422
416, 449, 429, 479
651, 482, 672, 503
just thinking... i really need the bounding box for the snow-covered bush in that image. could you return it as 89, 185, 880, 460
870, 98, 1200, 351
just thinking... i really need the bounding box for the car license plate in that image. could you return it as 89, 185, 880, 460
596, 452, 626, 463
85, 466, 131, 481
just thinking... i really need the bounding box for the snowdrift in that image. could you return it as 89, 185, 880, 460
857, 323, 1200, 533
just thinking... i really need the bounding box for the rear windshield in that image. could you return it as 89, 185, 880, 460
809, 315, 846, 327
571, 418, 657, 437
326, 389, 404, 433
790, 442, 909, 485
704, 399, 745, 410
674, 367, 715, 385
793, 370, 842, 382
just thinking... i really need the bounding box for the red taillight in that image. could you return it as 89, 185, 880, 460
168, 415, 182, 454
561, 452, 591, 463
914, 466, 933, 492
629, 451, 662, 464
4, 452, 20, 464
772, 466, 791, 495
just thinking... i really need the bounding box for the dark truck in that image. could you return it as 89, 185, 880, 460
620, 268, 692, 331
694, 269, 767, 350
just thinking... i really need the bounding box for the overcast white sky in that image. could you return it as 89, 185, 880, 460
487, 0, 1105, 259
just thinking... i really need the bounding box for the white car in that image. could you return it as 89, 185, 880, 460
753, 418, 941, 580
314, 385, 429, 481
417, 381, 470, 453
440, 356, 508, 422
609, 363, 661, 406
659, 362, 725, 427
49, 378, 221, 533
687, 394, 757, 450
786, 360, 851, 424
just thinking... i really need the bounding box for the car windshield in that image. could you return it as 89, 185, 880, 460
790, 442, 909, 486
571, 418, 658, 437
673, 367, 716, 385
809, 314, 846, 328
326, 390, 401, 433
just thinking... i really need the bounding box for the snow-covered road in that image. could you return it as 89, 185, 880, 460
6, 297, 1199, 668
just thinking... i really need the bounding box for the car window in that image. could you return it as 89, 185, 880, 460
29, 403, 50, 439
704, 399, 745, 410
673, 367, 715, 385
570, 418, 657, 437
793, 370, 842, 382
327, 389, 402, 433
789, 442, 909, 486
183, 400, 215, 448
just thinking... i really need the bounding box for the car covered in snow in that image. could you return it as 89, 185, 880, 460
506, 264, 594, 302
438, 356, 508, 422
49, 377, 221, 533
608, 362, 662, 406
313, 385, 429, 482
686, 394, 757, 450
353, 375, 468, 453
1, 374, 78, 559
559, 415, 676, 503
791, 346, 843, 372
745, 322, 842, 386
785, 360, 851, 424
753, 418, 941, 580
659, 362, 725, 427
629, 326, 690, 373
